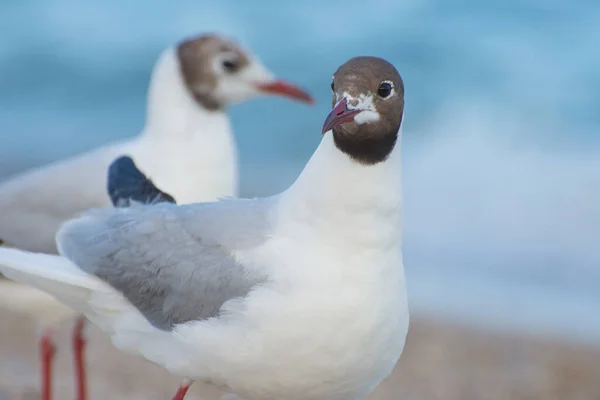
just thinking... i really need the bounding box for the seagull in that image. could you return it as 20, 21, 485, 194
0, 32, 312, 253
0, 56, 408, 400
0, 33, 312, 400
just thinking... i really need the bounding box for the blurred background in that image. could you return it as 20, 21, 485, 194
0, 0, 599, 399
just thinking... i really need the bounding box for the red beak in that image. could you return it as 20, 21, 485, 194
321, 98, 360, 134
256, 80, 314, 104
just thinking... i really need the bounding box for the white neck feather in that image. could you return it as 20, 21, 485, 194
133, 48, 238, 203
143, 47, 231, 139
280, 125, 403, 247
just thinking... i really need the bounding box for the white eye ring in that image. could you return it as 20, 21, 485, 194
212, 52, 241, 75
378, 80, 395, 99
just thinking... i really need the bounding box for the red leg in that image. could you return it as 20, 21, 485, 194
73, 316, 87, 400
40, 328, 56, 400
172, 380, 193, 400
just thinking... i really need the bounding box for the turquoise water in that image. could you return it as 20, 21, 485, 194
0, 0, 599, 343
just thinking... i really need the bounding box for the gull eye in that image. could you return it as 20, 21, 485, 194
330, 80, 335, 91
222, 59, 239, 73
377, 81, 393, 99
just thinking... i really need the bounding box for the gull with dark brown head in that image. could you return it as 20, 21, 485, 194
323, 56, 404, 163
0, 56, 408, 400
0, 32, 312, 400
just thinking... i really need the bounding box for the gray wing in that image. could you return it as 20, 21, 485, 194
0, 142, 132, 253
57, 199, 272, 330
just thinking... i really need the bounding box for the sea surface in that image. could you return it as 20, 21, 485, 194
0, 0, 599, 343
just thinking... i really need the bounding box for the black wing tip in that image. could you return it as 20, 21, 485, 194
108, 156, 139, 180
107, 155, 142, 207
107, 155, 177, 207
112, 155, 135, 165
156, 190, 177, 205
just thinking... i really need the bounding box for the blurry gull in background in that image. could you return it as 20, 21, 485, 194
0, 56, 408, 400
0, 32, 313, 254
0, 32, 312, 400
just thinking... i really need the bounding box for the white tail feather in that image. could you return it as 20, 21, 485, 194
0, 248, 183, 364
0, 249, 132, 331
0, 248, 99, 308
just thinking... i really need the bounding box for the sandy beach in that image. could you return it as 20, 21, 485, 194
1, 309, 599, 400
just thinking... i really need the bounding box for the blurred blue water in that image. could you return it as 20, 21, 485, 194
0, 0, 599, 343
